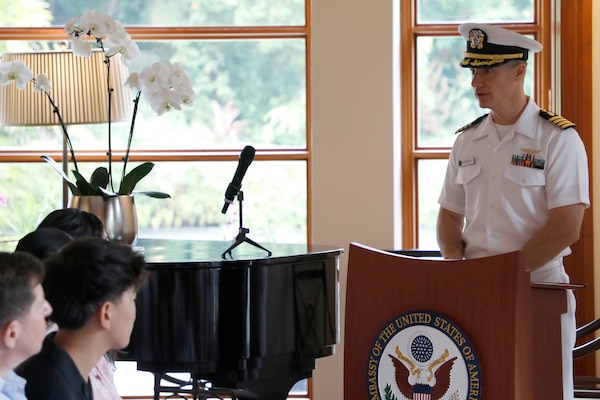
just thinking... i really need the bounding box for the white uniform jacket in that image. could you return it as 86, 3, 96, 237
438, 98, 590, 278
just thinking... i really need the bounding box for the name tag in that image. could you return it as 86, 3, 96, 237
458, 157, 475, 167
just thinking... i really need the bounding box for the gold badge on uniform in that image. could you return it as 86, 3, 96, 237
468, 29, 485, 50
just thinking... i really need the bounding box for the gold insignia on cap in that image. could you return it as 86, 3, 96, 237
469, 29, 485, 50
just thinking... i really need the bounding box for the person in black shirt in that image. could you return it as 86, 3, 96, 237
16, 238, 147, 400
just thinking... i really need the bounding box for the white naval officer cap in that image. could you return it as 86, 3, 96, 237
458, 23, 543, 68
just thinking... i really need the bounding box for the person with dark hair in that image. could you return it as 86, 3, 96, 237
36, 208, 106, 239
15, 228, 73, 260
15, 238, 148, 400
33, 208, 124, 400
0, 252, 52, 400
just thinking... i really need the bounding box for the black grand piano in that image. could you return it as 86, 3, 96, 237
125, 238, 342, 400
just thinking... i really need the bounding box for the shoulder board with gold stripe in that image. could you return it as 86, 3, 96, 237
455, 114, 487, 134
539, 109, 576, 130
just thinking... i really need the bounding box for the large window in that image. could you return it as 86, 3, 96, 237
0, 0, 310, 248
0, 1, 311, 398
400, 0, 549, 249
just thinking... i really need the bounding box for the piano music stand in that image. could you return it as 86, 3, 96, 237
222, 190, 272, 259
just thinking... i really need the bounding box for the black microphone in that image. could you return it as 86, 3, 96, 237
221, 145, 256, 214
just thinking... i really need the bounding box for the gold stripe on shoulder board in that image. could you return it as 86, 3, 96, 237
455, 114, 487, 134
539, 109, 576, 130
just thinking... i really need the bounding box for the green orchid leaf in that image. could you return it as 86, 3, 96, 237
40, 155, 81, 195
73, 170, 103, 196
69, 185, 83, 196
90, 167, 109, 189
118, 162, 154, 195
133, 191, 171, 199
98, 186, 118, 197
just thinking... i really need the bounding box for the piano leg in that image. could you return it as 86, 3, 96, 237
153, 373, 160, 400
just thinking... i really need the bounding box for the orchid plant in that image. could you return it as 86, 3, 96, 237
0, 10, 195, 198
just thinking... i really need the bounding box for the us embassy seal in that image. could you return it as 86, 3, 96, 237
367, 310, 482, 400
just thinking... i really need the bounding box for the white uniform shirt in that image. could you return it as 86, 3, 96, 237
438, 98, 589, 267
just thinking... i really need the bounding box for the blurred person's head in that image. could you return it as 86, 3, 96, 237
0, 252, 52, 377
15, 228, 73, 260
44, 237, 147, 350
37, 208, 105, 239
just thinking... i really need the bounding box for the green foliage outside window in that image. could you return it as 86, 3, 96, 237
0, 0, 308, 243
417, 0, 534, 23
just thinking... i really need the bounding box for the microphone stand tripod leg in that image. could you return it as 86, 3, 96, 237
221, 190, 272, 259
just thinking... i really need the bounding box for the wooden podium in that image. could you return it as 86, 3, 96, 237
344, 242, 573, 400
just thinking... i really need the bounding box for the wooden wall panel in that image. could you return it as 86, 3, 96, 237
559, 0, 595, 379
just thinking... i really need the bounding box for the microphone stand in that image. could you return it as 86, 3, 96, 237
222, 190, 272, 259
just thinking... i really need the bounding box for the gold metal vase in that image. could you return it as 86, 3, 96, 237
69, 195, 138, 245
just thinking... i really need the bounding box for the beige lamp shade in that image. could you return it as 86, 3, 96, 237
0, 50, 131, 126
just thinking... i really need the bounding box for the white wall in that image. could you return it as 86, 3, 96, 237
311, 0, 396, 398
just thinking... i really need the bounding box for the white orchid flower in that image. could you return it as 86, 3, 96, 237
177, 86, 195, 107
169, 62, 184, 78
0, 60, 33, 89
149, 88, 182, 116
79, 10, 111, 39
104, 35, 140, 64
71, 35, 93, 58
124, 72, 142, 92
33, 74, 52, 93
120, 39, 141, 64
109, 20, 129, 40
103, 35, 126, 56
139, 62, 169, 94
64, 16, 82, 36
170, 62, 193, 87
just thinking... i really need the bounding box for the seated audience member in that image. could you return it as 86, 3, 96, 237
36, 208, 105, 239
15, 228, 73, 260
15, 238, 148, 400
0, 252, 52, 400
34, 208, 122, 400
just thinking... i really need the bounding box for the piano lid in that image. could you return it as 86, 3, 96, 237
135, 238, 344, 269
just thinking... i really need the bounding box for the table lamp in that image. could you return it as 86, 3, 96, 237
0, 50, 132, 205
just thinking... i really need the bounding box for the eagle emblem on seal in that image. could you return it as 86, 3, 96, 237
389, 339, 457, 400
